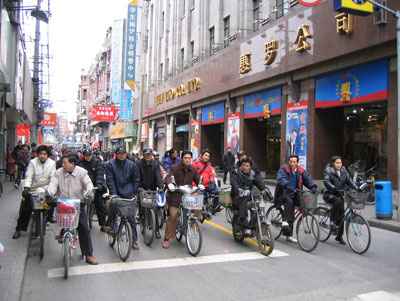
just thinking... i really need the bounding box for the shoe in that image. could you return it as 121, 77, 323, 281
155, 231, 161, 239
132, 241, 139, 250
86, 255, 99, 265
282, 221, 289, 228
286, 236, 298, 243
335, 236, 346, 245
12, 231, 21, 239
162, 239, 170, 249
47, 217, 57, 224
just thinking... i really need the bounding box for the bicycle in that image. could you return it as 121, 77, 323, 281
138, 190, 157, 246
266, 190, 320, 253
155, 190, 167, 230
348, 161, 379, 205
218, 187, 233, 223
200, 189, 217, 223
107, 196, 138, 261
313, 188, 371, 254
231, 193, 274, 256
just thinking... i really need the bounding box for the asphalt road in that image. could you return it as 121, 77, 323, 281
20, 205, 400, 301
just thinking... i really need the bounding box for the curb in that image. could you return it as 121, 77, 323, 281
367, 218, 400, 234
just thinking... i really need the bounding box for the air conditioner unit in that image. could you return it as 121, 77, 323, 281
373, 0, 387, 26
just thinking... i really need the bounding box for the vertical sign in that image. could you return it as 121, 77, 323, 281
125, 1, 138, 91
227, 112, 240, 158
120, 89, 132, 121
190, 120, 199, 160
286, 101, 308, 169
111, 20, 124, 103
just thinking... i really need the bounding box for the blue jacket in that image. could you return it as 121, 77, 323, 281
105, 159, 140, 198
163, 156, 181, 173
273, 163, 316, 208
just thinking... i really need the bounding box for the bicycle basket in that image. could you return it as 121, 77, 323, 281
57, 199, 80, 228
113, 199, 137, 218
345, 190, 367, 210
218, 189, 232, 207
139, 191, 157, 208
300, 192, 317, 209
182, 194, 203, 210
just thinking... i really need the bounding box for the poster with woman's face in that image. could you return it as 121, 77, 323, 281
190, 120, 199, 160
227, 113, 240, 156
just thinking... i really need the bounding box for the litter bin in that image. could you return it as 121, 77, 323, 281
375, 181, 392, 220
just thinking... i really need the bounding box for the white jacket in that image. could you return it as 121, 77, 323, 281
24, 157, 56, 190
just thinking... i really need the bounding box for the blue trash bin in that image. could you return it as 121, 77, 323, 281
375, 181, 392, 220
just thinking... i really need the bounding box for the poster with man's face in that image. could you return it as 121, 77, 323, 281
227, 113, 240, 157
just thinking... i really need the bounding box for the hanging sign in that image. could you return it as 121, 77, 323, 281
88, 106, 120, 122
120, 89, 132, 121
125, 1, 138, 91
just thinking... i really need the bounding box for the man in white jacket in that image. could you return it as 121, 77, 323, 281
12, 145, 56, 239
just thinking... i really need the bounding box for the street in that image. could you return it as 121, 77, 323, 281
20, 202, 400, 300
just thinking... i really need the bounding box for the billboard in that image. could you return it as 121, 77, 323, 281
125, 1, 138, 91
39, 113, 57, 127
120, 89, 132, 121
87, 106, 119, 122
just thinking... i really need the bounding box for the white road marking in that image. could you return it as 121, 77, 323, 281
48, 250, 288, 278
354, 291, 400, 300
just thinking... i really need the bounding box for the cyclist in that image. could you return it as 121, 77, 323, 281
47, 153, 98, 265
104, 146, 141, 250
162, 150, 204, 249
231, 157, 272, 232
163, 148, 181, 173
273, 155, 317, 243
192, 149, 222, 214
12, 145, 56, 239
137, 148, 164, 239
235, 150, 261, 175
323, 155, 359, 245
78, 149, 108, 232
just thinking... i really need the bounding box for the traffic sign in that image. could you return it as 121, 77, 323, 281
298, 0, 322, 6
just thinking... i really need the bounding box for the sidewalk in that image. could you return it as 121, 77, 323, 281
0, 181, 30, 301
216, 174, 400, 234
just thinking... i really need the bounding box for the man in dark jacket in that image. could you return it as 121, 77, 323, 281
78, 149, 107, 231
221, 147, 235, 184
273, 155, 317, 243
137, 147, 164, 239
162, 150, 203, 249
105, 146, 141, 250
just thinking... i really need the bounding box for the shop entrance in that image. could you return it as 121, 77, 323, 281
174, 113, 189, 152
201, 123, 224, 168
243, 116, 281, 177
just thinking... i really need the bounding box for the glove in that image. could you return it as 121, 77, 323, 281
262, 188, 273, 201
238, 188, 251, 198
22, 187, 30, 199
311, 187, 317, 194
285, 185, 295, 193
168, 183, 176, 192
198, 184, 205, 191
96, 184, 103, 191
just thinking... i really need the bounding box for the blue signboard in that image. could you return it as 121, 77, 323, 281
120, 89, 132, 121
125, 1, 138, 91
244, 86, 282, 118
201, 101, 225, 125
315, 60, 388, 108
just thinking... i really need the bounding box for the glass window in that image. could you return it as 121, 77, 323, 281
209, 26, 215, 55
253, 0, 260, 31
224, 16, 230, 48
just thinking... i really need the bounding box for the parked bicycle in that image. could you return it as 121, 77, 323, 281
266, 190, 320, 253
313, 188, 371, 254
231, 193, 274, 256
107, 196, 138, 261
348, 160, 380, 205
138, 189, 157, 246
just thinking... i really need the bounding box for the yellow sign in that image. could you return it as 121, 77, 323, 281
333, 0, 373, 16
341, 82, 351, 102
335, 13, 354, 34
263, 104, 270, 119
110, 124, 126, 139
239, 52, 252, 74
126, 81, 135, 91
265, 40, 279, 65
295, 25, 313, 52
156, 77, 201, 105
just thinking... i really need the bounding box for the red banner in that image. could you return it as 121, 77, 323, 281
87, 106, 119, 122
39, 113, 57, 127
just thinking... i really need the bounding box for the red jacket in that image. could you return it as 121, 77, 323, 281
191, 158, 215, 187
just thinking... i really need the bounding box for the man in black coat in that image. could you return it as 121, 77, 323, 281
78, 149, 107, 232
221, 147, 235, 184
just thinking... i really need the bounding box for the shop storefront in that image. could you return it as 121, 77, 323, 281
153, 118, 166, 156
174, 113, 189, 152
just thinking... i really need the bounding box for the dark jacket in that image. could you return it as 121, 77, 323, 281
273, 163, 317, 208
77, 157, 105, 187
165, 162, 200, 207
105, 158, 140, 198
137, 158, 164, 191
222, 152, 235, 171
13, 147, 25, 166
230, 167, 265, 199
163, 156, 181, 173
323, 166, 358, 201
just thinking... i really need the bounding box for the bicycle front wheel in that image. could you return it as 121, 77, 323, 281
266, 205, 283, 240
142, 208, 156, 246
296, 213, 320, 253
225, 206, 233, 224
176, 207, 183, 242
63, 237, 69, 279
39, 211, 45, 259
257, 221, 274, 256
314, 206, 332, 242
117, 221, 132, 261
346, 213, 371, 255
156, 207, 164, 229
185, 218, 202, 256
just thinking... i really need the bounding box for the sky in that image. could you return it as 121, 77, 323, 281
43, 0, 129, 121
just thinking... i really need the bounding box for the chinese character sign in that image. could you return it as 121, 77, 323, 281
125, 1, 138, 91
120, 89, 132, 121
88, 106, 120, 122
111, 20, 124, 103
286, 101, 308, 169
39, 113, 57, 127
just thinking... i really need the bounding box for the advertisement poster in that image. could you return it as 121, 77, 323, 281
88, 106, 119, 122
286, 101, 308, 169
190, 120, 199, 160
227, 112, 240, 156
120, 89, 132, 121
201, 101, 225, 125
244, 86, 282, 118
39, 113, 57, 127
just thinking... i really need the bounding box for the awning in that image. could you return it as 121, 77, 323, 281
176, 124, 189, 133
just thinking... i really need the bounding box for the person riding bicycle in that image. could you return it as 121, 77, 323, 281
322, 155, 359, 245
192, 149, 222, 215
12, 145, 56, 239
162, 150, 204, 249
231, 157, 272, 232
78, 149, 108, 232
273, 155, 317, 243
104, 146, 141, 250
137, 147, 164, 239
47, 153, 98, 265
